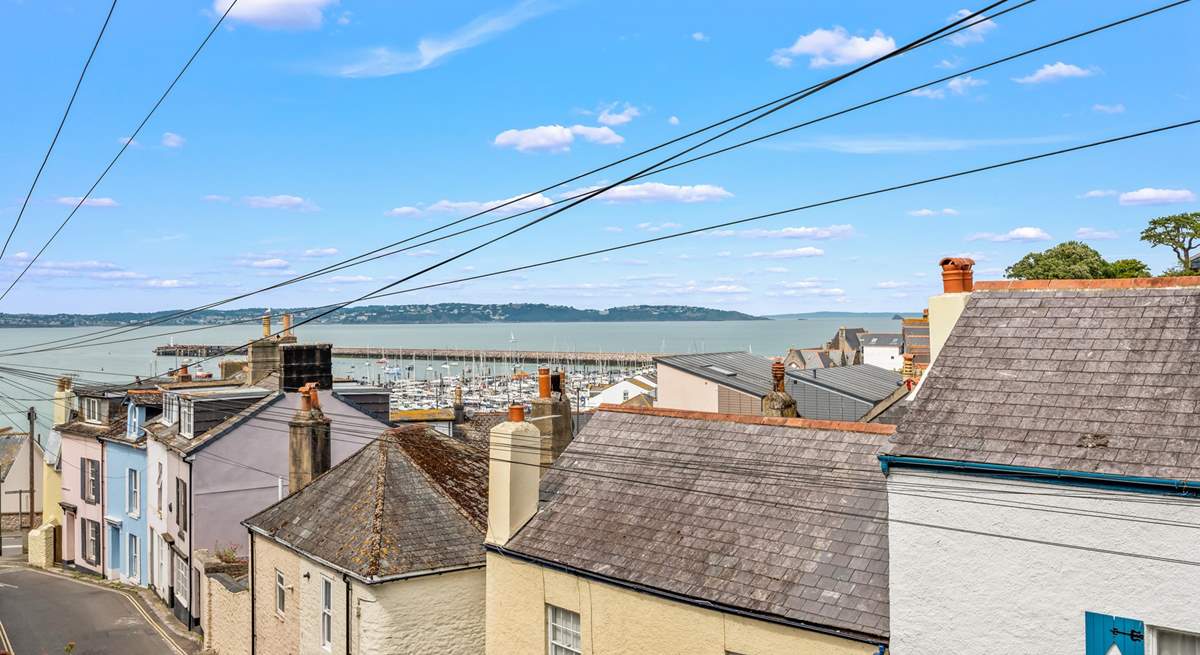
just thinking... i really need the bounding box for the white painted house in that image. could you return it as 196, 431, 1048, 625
860, 333, 903, 372
586, 373, 656, 407
881, 261, 1200, 655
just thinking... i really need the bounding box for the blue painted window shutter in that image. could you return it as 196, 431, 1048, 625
1086, 612, 1145, 655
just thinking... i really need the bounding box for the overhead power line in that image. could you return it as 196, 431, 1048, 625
0, 0, 119, 262
0, 1, 1033, 356
0, 0, 242, 304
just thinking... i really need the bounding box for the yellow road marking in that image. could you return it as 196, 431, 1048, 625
0, 618, 15, 654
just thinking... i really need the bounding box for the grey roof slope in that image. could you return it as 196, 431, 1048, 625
244, 425, 487, 582
886, 283, 1200, 481
0, 434, 25, 481
861, 333, 902, 348
655, 351, 774, 397
505, 406, 892, 641
788, 364, 902, 402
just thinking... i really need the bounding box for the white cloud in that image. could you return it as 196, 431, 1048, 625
772, 279, 845, 297
603, 226, 623, 233
303, 247, 338, 257
427, 192, 553, 215
715, 251, 732, 257
493, 124, 622, 153
691, 32, 709, 42
747, 247, 825, 259
1118, 188, 1196, 206
161, 132, 185, 148
875, 280, 910, 289
910, 75, 987, 100
947, 8, 997, 47
244, 194, 319, 211
333, 0, 554, 77
936, 57, 961, 70
765, 266, 789, 273
1092, 103, 1125, 114
119, 136, 138, 146
386, 206, 422, 217
406, 249, 438, 257
668, 115, 680, 126
144, 278, 197, 288
203, 194, 231, 203
769, 26, 895, 69
567, 182, 731, 203
967, 226, 1051, 242
1075, 227, 1118, 240
907, 208, 959, 217
1013, 62, 1096, 84
216, 0, 337, 30
90, 271, 148, 280
249, 257, 290, 269
701, 284, 749, 294
598, 103, 640, 127
636, 222, 682, 233
328, 275, 373, 283
1077, 189, 1117, 199
710, 224, 853, 239
56, 196, 118, 208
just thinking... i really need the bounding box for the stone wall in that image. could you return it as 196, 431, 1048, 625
204, 572, 250, 655
27, 521, 55, 569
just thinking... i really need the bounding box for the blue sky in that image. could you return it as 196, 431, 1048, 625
0, 0, 1196, 315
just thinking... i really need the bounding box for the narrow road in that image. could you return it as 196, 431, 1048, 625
0, 567, 178, 654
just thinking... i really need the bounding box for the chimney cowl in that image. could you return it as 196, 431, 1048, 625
537, 368, 551, 399
508, 404, 525, 423
771, 361, 786, 392
938, 257, 975, 294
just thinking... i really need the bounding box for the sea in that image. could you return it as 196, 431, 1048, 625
0, 316, 903, 427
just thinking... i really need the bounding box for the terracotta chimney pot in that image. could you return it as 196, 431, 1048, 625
508, 404, 525, 423
262, 312, 272, 338
537, 367, 551, 399
771, 361, 786, 393
939, 257, 976, 293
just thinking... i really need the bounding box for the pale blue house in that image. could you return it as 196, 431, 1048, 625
99, 392, 160, 585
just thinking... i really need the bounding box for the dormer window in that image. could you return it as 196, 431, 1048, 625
162, 394, 178, 425
180, 400, 194, 438
82, 397, 103, 424
127, 404, 145, 438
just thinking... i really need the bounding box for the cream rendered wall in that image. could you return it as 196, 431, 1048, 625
41, 461, 62, 526
927, 292, 969, 366
356, 567, 485, 655
486, 552, 878, 655
887, 469, 1200, 654
252, 536, 302, 655
654, 364, 719, 413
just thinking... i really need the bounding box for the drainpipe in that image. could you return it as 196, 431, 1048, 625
187, 460, 194, 630
249, 529, 256, 655
342, 573, 352, 655
100, 439, 106, 574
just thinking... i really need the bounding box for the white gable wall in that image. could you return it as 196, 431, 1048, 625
887, 468, 1200, 654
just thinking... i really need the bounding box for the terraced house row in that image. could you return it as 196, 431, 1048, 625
26, 260, 1200, 654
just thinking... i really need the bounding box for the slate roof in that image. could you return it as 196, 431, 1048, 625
861, 333, 903, 348
788, 364, 903, 403
244, 425, 487, 582
504, 406, 893, 641
0, 434, 25, 481
886, 279, 1200, 481
655, 351, 774, 398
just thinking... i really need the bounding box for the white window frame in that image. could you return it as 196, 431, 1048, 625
546, 604, 582, 655
180, 400, 194, 438
126, 468, 140, 517
82, 458, 100, 504
275, 569, 286, 616
320, 576, 333, 651
155, 462, 163, 518
1150, 624, 1200, 654
128, 534, 140, 582
163, 394, 178, 425
82, 397, 102, 423
82, 519, 100, 565
174, 553, 189, 608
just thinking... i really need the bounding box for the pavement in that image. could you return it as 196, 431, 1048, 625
0, 565, 193, 655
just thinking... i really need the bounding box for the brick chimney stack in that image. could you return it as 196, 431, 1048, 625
248, 310, 281, 385
278, 313, 298, 345
53, 377, 74, 426
762, 361, 798, 418
288, 382, 331, 493
929, 257, 976, 368
487, 403, 541, 545
176, 363, 193, 383
530, 367, 574, 474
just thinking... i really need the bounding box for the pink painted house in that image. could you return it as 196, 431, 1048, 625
56, 387, 126, 576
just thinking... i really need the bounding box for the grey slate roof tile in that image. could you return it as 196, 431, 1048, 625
886, 286, 1200, 482
504, 409, 891, 640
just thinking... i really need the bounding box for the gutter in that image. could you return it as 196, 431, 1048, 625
487, 543, 888, 650
878, 455, 1200, 497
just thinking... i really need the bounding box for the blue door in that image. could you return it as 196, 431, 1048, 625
1086, 612, 1145, 655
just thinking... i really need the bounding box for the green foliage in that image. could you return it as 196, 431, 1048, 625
1107, 258, 1151, 279
1140, 212, 1200, 271
1006, 241, 1150, 280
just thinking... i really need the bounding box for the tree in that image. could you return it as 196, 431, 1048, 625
1005, 241, 1151, 280
1140, 212, 1200, 272
1107, 258, 1151, 279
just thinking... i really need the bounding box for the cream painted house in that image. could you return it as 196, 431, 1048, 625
238, 423, 489, 655
486, 404, 894, 655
